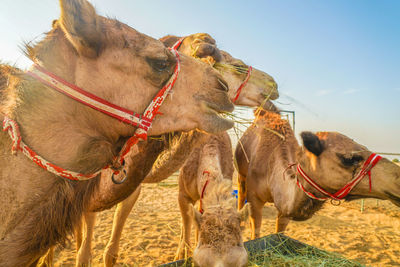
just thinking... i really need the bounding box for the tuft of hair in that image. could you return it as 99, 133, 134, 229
202, 178, 235, 211
199, 179, 242, 251
0, 64, 25, 113
254, 105, 292, 137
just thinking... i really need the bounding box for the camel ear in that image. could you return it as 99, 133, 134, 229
59, 0, 102, 58
160, 35, 181, 48
188, 204, 202, 229
239, 203, 250, 222
301, 131, 324, 156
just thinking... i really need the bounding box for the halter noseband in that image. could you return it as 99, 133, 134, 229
2, 47, 181, 181
291, 153, 382, 202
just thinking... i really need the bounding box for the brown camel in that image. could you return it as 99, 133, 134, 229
0, 0, 235, 265
235, 102, 400, 239
71, 33, 278, 266
176, 132, 250, 267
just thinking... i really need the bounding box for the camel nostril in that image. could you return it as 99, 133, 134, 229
217, 78, 229, 92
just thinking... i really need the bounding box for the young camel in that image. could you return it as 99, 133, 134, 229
0, 0, 235, 265
177, 132, 250, 267
72, 33, 278, 266
235, 102, 400, 239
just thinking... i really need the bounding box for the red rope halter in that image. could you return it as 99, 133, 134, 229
3, 47, 181, 181
171, 37, 185, 51
292, 153, 382, 201
231, 66, 252, 103
199, 170, 211, 214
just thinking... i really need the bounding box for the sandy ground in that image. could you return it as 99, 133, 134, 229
53, 175, 400, 267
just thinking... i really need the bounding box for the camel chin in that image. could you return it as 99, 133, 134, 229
197, 113, 234, 133
195, 101, 234, 133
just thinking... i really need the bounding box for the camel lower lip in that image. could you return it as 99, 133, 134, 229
205, 105, 230, 120
203, 101, 233, 114
199, 102, 234, 132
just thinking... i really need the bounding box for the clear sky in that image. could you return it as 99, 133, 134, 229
0, 0, 399, 158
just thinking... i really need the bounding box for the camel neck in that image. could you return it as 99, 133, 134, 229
4, 75, 128, 175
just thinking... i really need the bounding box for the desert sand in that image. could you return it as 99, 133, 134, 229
52, 173, 400, 267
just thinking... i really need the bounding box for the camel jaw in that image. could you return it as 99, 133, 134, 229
198, 101, 234, 133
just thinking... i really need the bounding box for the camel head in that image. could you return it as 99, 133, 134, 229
298, 132, 400, 206
189, 187, 250, 267
25, 0, 234, 137
160, 33, 279, 107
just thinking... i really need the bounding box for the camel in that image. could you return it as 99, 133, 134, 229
0, 0, 235, 264
176, 132, 250, 267
71, 33, 278, 266
235, 102, 400, 239
160, 34, 279, 106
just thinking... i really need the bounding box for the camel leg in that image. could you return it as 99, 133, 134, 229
194, 224, 199, 247
174, 193, 194, 260
249, 197, 264, 240
29, 259, 40, 267
276, 213, 290, 233
75, 217, 83, 252
103, 184, 142, 267
237, 173, 247, 211
36, 246, 54, 267
76, 212, 96, 266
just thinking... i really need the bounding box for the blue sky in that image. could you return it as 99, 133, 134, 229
0, 0, 399, 158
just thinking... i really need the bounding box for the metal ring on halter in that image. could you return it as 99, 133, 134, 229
111, 159, 128, 184
111, 168, 128, 184
330, 199, 342, 206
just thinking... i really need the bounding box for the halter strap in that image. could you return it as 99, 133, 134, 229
4, 47, 181, 181
232, 66, 252, 103
171, 37, 185, 51
294, 153, 382, 201
3, 117, 104, 181
27, 65, 149, 131
199, 170, 211, 214
171, 36, 252, 104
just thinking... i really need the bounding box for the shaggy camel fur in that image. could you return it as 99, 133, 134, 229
0, 0, 235, 264
71, 33, 278, 266
235, 102, 400, 239
177, 132, 250, 267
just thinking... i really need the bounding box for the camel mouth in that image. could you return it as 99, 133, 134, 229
262, 89, 279, 101
204, 101, 234, 114
202, 102, 234, 122
199, 101, 234, 132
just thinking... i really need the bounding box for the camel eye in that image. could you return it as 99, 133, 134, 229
147, 57, 169, 72
337, 154, 364, 167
